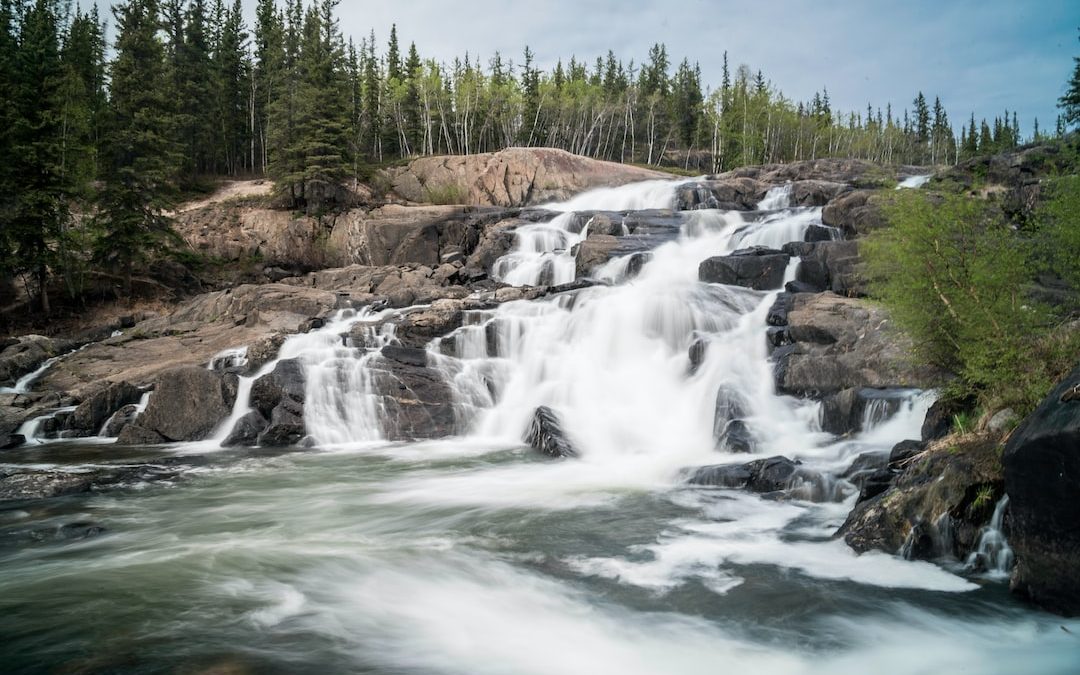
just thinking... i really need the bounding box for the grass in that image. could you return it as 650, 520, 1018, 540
423, 182, 469, 205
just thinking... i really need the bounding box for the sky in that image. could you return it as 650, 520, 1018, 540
104, 0, 1080, 137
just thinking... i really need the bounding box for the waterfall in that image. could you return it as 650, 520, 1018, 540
966, 496, 1015, 578
897, 174, 932, 189
428, 180, 824, 479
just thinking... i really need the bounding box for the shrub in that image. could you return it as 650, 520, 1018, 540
863, 191, 1064, 413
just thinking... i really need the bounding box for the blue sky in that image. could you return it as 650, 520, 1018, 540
104, 0, 1080, 137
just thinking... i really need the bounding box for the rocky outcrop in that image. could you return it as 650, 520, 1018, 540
0, 463, 183, 502
525, 406, 579, 458
821, 190, 888, 236
818, 387, 917, 436
676, 178, 765, 211
1003, 363, 1080, 616
782, 240, 865, 297
247, 358, 306, 447
368, 347, 457, 441
773, 293, 942, 396
699, 247, 790, 291
717, 157, 902, 189
790, 180, 851, 206
122, 367, 238, 443
64, 381, 142, 436
385, 148, 671, 207
0, 336, 58, 388
838, 433, 1004, 562
687, 456, 807, 495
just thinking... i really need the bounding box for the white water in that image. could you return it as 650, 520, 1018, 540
966, 495, 1015, 579
897, 174, 932, 189
0, 343, 88, 394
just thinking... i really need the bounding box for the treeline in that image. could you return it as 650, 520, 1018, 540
0, 0, 1072, 316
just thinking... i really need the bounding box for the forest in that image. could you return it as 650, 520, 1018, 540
0, 0, 1072, 316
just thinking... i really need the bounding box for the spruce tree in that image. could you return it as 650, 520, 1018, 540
253, 0, 284, 174
96, 0, 182, 298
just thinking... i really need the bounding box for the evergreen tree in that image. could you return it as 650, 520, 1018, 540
253, 0, 284, 174
96, 0, 182, 297
212, 0, 249, 175
0, 0, 14, 286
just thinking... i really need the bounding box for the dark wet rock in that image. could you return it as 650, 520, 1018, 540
115, 424, 167, 445
524, 406, 579, 458
843, 451, 890, 489
367, 353, 457, 441
699, 248, 790, 291
135, 367, 238, 443
245, 333, 288, 374
566, 211, 624, 236
380, 345, 430, 368
818, 387, 914, 436
804, 224, 840, 242
676, 178, 765, 211
624, 252, 651, 279
858, 468, 896, 502
888, 440, 927, 470
572, 234, 620, 278
838, 433, 1004, 562
688, 456, 802, 494
1003, 363, 1080, 616
101, 404, 142, 438
921, 397, 972, 441
391, 300, 465, 348
688, 339, 708, 375
782, 240, 864, 296
65, 381, 142, 436
716, 419, 755, 453
222, 410, 269, 448
250, 359, 306, 447
766, 293, 795, 327
2, 434, 25, 450
0, 335, 58, 388
766, 326, 792, 351
713, 387, 748, 434
0, 471, 94, 501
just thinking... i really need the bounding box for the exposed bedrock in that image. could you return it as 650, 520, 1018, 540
118, 367, 238, 443
699, 247, 791, 291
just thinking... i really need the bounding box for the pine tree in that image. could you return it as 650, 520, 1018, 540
0, 0, 19, 285
1059, 27, 1080, 128
96, 0, 182, 298
212, 0, 249, 175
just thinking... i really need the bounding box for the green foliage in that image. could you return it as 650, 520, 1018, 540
1036, 174, 1080, 293
422, 182, 468, 205
1059, 28, 1080, 129
864, 191, 1062, 413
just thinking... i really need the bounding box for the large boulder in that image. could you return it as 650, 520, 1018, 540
65, 381, 142, 436
524, 406, 579, 458
385, 148, 671, 207
573, 234, 620, 279
248, 358, 306, 447
1003, 363, 1080, 616
838, 433, 1004, 562
676, 178, 765, 211
129, 367, 238, 442
821, 190, 888, 236
775, 293, 942, 396
790, 180, 851, 206
782, 240, 864, 297
367, 347, 457, 441
0, 336, 58, 388
699, 248, 790, 291
687, 456, 804, 495
818, 387, 918, 436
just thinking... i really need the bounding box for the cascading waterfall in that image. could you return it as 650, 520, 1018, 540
966, 495, 1015, 578
897, 174, 932, 189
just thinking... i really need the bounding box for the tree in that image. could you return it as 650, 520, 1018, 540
95, 0, 182, 298
1059, 27, 1080, 128
253, 0, 284, 174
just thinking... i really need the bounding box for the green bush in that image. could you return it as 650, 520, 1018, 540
1036, 174, 1080, 293
864, 191, 1067, 413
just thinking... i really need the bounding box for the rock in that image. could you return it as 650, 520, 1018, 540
246, 333, 288, 374
387, 300, 465, 348
1003, 363, 1080, 616
2, 434, 25, 450
790, 180, 851, 206
0, 471, 94, 501
137, 367, 238, 442
766, 293, 795, 327
688, 339, 708, 375
843, 451, 890, 494
688, 456, 802, 494
888, 439, 927, 470
573, 234, 620, 278
250, 359, 306, 447
380, 345, 428, 368
818, 387, 915, 436
101, 404, 142, 438
821, 190, 887, 236
524, 406, 579, 458
65, 381, 142, 436
986, 408, 1019, 434
116, 424, 167, 445
782, 240, 864, 296
838, 433, 1004, 562
222, 411, 269, 447
675, 178, 765, 211
921, 397, 972, 441
367, 353, 457, 441
0, 335, 57, 388
858, 468, 896, 502
386, 148, 671, 207
804, 224, 839, 242
699, 248, 791, 291
716, 419, 755, 453
776, 293, 942, 396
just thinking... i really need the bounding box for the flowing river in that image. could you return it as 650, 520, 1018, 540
2, 180, 1078, 674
